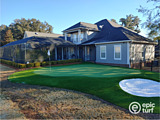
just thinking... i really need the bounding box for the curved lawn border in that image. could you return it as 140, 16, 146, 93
8, 63, 160, 113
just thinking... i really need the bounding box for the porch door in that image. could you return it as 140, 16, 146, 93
79, 47, 84, 59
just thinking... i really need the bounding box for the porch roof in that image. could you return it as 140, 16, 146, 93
1, 36, 75, 48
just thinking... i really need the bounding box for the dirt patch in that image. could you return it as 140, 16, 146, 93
0, 64, 159, 119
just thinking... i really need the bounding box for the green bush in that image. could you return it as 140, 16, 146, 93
51, 61, 57, 65
0, 58, 82, 68
19, 64, 26, 69
57, 60, 65, 64
41, 62, 46, 66
45, 61, 50, 66
26, 63, 34, 68
34, 62, 41, 67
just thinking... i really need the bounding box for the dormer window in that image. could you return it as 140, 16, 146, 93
99, 25, 104, 29
81, 33, 84, 40
73, 34, 77, 42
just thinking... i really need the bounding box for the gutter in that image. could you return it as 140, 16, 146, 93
95, 40, 132, 45
131, 40, 157, 45
62, 27, 99, 33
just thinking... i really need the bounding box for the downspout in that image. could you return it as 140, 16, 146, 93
127, 42, 131, 68
24, 43, 26, 64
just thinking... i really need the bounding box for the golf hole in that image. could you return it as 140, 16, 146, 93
119, 78, 160, 97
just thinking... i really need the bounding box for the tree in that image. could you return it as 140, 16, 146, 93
1, 29, 14, 45
138, 0, 160, 39
0, 25, 8, 46
110, 19, 117, 23
4, 29, 14, 42
119, 14, 141, 33
0, 18, 54, 46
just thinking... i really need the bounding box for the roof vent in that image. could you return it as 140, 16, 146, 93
35, 32, 38, 35
99, 25, 104, 29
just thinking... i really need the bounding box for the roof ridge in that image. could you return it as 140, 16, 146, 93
25, 31, 62, 35
106, 19, 138, 33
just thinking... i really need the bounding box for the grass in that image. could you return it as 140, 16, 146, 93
8, 63, 160, 113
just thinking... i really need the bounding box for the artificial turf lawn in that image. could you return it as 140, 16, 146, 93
9, 63, 160, 113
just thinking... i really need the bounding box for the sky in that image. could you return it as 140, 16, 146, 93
0, 0, 155, 37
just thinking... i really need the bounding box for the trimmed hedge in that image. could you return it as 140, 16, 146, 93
34, 62, 41, 67
0, 59, 82, 69
26, 63, 34, 68
19, 64, 26, 69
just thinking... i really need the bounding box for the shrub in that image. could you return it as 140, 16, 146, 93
57, 60, 65, 64
26, 63, 34, 68
45, 61, 50, 65
51, 61, 57, 65
41, 62, 46, 66
19, 64, 26, 69
34, 62, 41, 67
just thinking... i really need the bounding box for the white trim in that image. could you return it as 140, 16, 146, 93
127, 42, 130, 67
95, 40, 132, 45
100, 45, 106, 59
85, 46, 87, 61
114, 45, 121, 60
131, 45, 135, 60
64, 32, 67, 41
63, 27, 99, 33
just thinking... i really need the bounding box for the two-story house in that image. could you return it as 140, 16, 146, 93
62, 19, 156, 67
0, 19, 157, 67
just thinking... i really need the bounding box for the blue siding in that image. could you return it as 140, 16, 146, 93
96, 43, 128, 64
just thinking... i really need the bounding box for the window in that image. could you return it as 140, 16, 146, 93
114, 45, 121, 60
100, 46, 106, 59
73, 34, 77, 42
148, 46, 151, 53
81, 33, 84, 40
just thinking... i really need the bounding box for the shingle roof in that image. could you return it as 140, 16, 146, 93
82, 19, 155, 45
24, 31, 62, 38
1, 36, 75, 48
63, 22, 99, 32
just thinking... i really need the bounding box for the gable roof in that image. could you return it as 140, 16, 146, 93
63, 22, 99, 32
82, 19, 156, 45
24, 31, 62, 38
1, 36, 75, 48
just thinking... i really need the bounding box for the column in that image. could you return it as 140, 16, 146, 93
77, 47, 79, 58
65, 32, 67, 41
85, 31, 88, 41
68, 47, 70, 59
78, 29, 81, 43
85, 46, 87, 61
55, 47, 57, 60
62, 47, 63, 60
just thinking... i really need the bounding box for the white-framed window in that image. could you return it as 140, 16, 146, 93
81, 33, 84, 40
73, 34, 77, 42
114, 45, 121, 60
100, 46, 106, 59
148, 46, 151, 53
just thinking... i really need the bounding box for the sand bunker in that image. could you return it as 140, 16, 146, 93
119, 78, 160, 97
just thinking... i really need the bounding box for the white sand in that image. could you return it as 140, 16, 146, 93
119, 78, 160, 97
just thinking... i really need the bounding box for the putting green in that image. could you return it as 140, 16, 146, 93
9, 63, 160, 113
34, 64, 141, 77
